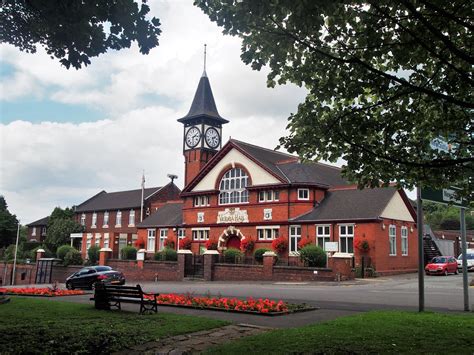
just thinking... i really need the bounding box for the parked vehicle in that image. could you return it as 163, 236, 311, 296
425, 256, 458, 276
65, 266, 125, 290
457, 249, 474, 272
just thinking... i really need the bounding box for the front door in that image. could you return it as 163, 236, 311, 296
118, 234, 127, 259
227, 235, 241, 250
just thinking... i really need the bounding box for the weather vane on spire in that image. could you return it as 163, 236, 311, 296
203, 43, 207, 76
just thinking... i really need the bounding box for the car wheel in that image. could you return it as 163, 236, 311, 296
444, 269, 449, 276
66, 282, 74, 290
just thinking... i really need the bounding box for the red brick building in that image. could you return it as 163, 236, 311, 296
72, 183, 180, 259
134, 71, 419, 275
26, 216, 49, 243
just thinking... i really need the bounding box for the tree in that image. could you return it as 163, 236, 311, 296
424, 201, 474, 230
0, 196, 19, 248
196, 1, 473, 200
45, 207, 83, 251
0, 0, 161, 69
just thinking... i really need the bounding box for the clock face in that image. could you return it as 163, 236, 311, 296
185, 126, 201, 148
205, 127, 220, 149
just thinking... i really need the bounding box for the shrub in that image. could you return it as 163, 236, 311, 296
63, 249, 83, 266
224, 248, 242, 263
240, 237, 255, 253
354, 238, 370, 252
272, 236, 288, 255
205, 238, 218, 250
254, 248, 271, 263
120, 246, 137, 260
154, 247, 178, 261
178, 237, 192, 250
57, 245, 75, 261
298, 237, 312, 249
87, 245, 100, 265
22, 241, 40, 252
299, 245, 326, 267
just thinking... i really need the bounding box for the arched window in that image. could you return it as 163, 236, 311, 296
219, 168, 249, 204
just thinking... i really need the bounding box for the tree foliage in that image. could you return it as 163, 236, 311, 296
45, 207, 83, 252
196, 0, 473, 200
424, 202, 474, 230
0, 196, 19, 248
0, 0, 161, 69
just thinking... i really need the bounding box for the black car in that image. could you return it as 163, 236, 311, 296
65, 266, 125, 290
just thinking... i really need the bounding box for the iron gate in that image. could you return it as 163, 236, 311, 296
35, 258, 55, 284
184, 254, 204, 279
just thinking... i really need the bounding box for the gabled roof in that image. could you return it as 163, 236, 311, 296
75, 186, 165, 212
178, 72, 228, 124
277, 161, 349, 186
137, 202, 183, 228
27, 216, 49, 227
292, 187, 398, 222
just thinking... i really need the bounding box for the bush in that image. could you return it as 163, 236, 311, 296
299, 245, 326, 267
224, 248, 242, 263
154, 248, 177, 261
254, 248, 271, 263
57, 245, 75, 261
22, 241, 40, 252
120, 246, 137, 260
87, 245, 100, 265
63, 249, 83, 266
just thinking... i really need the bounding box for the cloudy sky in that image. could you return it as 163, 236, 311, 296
0, 0, 308, 223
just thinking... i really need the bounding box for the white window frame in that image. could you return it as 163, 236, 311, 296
159, 229, 168, 251
192, 228, 210, 241
147, 229, 156, 252
41, 227, 47, 236
115, 210, 122, 227
193, 196, 210, 207
401, 226, 408, 256
258, 190, 280, 203
103, 211, 109, 227
316, 224, 331, 250
104, 233, 110, 249
339, 224, 354, 254
218, 168, 249, 205
256, 226, 280, 240
32, 227, 36, 236
289, 225, 301, 254
80, 213, 86, 226
128, 209, 135, 227
297, 188, 309, 200
91, 212, 97, 228
177, 229, 186, 250
86, 233, 93, 252
95, 233, 101, 247
389, 225, 397, 256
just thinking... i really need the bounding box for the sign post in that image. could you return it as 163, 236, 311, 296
416, 187, 424, 312
459, 208, 469, 311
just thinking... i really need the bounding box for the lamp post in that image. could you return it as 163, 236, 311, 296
11, 222, 20, 286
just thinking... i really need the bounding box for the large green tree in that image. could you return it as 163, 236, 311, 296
0, 0, 161, 69
196, 0, 473, 200
45, 207, 83, 251
0, 196, 19, 248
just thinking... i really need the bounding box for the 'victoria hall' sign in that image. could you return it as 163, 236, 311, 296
217, 208, 249, 224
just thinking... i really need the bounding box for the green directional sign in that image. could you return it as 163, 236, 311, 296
421, 187, 466, 208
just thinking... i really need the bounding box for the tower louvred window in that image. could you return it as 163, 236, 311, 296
219, 168, 249, 204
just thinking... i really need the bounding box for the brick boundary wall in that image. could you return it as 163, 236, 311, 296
106, 259, 180, 282
50, 265, 83, 283
0, 263, 36, 286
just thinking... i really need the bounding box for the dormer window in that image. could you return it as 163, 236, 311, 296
194, 196, 210, 207
298, 188, 310, 200
80, 213, 86, 226
219, 168, 249, 205
91, 212, 97, 228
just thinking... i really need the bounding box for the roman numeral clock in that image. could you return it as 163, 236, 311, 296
183, 124, 222, 151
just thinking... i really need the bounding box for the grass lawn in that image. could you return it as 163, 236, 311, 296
0, 297, 228, 354
207, 311, 474, 354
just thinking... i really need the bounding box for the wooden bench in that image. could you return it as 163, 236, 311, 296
92, 284, 159, 314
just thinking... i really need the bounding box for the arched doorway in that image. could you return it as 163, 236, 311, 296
226, 235, 241, 249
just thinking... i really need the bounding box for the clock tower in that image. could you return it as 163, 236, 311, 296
178, 69, 228, 186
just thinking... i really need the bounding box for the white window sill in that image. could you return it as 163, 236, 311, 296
115, 224, 121, 228
102, 225, 108, 228
128, 224, 135, 227
389, 254, 397, 257
91, 225, 96, 229
289, 251, 300, 256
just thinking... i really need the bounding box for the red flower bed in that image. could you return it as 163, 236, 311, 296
0, 287, 85, 297
147, 293, 289, 314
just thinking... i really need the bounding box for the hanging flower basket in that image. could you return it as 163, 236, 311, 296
354, 238, 370, 253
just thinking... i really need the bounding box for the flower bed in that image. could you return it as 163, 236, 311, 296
148, 293, 316, 316
0, 287, 85, 297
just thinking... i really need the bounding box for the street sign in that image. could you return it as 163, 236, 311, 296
421, 187, 465, 207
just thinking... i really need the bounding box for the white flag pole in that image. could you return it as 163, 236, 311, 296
140, 171, 145, 222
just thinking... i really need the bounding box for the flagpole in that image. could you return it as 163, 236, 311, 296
12, 221, 20, 286
140, 171, 145, 222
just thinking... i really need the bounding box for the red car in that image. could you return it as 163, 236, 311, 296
425, 256, 458, 276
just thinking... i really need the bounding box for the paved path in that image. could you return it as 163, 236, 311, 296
113, 324, 271, 354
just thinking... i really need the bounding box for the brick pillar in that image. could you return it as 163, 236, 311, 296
36, 248, 45, 261
203, 250, 219, 281
263, 251, 277, 281
136, 249, 145, 269
177, 250, 192, 280
329, 254, 355, 281
99, 248, 112, 266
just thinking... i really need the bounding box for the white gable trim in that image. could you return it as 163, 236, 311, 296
380, 192, 415, 222
192, 148, 280, 192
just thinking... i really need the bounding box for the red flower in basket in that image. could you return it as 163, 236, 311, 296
354, 237, 370, 252
240, 237, 255, 253
297, 237, 312, 249
134, 239, 145, 249
205, 238, 218, 250
178, 237, 192, 250
164, 235, 176, 249
272, 236, 288, 254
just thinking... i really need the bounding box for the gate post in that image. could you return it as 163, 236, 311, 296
34, 249, 45, 285
263, 251, 277, 281
203, 250, 219, 281
99, 248, 112, 266
178, 250, 192, 280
